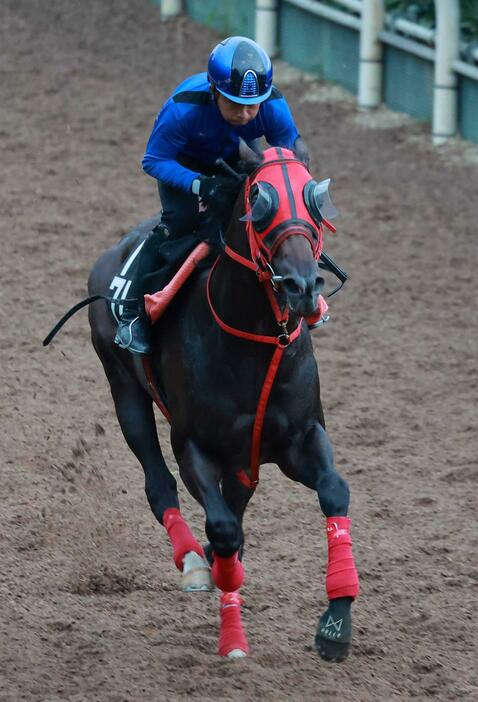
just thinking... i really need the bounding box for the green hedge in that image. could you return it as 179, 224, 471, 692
385, 1, 477, 42
326, 1, 478, 42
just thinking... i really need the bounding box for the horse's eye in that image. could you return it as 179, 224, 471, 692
247, 181, 279, 232
303, 179, 338, 224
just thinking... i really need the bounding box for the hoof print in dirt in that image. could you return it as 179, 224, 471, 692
315, 605, 352, 662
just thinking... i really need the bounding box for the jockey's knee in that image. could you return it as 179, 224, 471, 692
160, 210, 199, 239
206, 513, 242, 557
157, 181, 200, 239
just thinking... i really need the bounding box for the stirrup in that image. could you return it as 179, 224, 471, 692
114, 314, 152, 355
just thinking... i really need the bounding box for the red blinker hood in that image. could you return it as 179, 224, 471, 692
244, 146, 324, 259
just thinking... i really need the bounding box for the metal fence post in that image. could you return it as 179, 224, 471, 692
433, 0, 460, 144
255, 0, 278, 57
159, 0, 183, 21
358, 0, 384, 109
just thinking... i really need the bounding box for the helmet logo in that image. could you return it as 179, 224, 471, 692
239, 69, 259, 98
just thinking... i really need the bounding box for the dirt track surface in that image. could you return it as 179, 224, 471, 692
1, 1, 477, 700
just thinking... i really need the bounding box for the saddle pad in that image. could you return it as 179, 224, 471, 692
108, 240, 146, 323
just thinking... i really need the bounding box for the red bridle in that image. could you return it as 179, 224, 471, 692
223, 146, 325, 284
207, 147, 332, 489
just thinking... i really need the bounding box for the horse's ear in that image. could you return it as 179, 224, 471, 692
236, 154, 264, 176
237, 137, 264, 175
240, 181, 278, 232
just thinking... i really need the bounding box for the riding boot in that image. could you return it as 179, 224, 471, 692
114, 307, 152, 355
114, 224, 170, 355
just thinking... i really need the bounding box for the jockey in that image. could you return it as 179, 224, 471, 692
115, 35, 310, 355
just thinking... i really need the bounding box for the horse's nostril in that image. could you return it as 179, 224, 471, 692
282, 278, 303, 297
315, 276, 325, 291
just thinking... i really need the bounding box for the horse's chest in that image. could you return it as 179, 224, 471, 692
174, 322, 319, 460
198, 363, 317, 460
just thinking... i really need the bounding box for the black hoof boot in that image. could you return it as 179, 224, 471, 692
315, 597, 352, 662
114, 311, 152, 355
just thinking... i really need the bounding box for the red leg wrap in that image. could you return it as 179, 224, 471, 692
325, 516, 360, 600
163, 508, 204, 571
211, 551, 244, 592
218, 591, 249, 656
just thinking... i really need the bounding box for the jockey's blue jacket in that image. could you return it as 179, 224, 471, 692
142, 72, 299, 192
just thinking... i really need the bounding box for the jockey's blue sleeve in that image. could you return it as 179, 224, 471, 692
142, 74, 301, 192
142, 103, 203, 192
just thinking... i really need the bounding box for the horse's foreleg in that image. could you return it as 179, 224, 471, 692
279, 421, 360, 662
199, 473, 256, 564
108, 372, 179, 517
107, 372, 211, 590
175, 440, 249, 657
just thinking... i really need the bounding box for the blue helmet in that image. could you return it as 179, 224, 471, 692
208, 36, 273, 105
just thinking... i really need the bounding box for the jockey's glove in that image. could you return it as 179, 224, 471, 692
192, 174, 245, 211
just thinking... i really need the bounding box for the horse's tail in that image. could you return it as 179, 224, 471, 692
42, 294, 137, 346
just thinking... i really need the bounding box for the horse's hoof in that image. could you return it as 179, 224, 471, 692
182, 552, 214, 592
315, 601, 352, 662
182, 568, 214, 592
226, 648, 247, 659
315, 635, 350, 662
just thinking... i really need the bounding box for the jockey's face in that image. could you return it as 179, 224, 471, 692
215, 91, 260, 126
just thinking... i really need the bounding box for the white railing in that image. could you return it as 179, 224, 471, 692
329, 0, 362, 13
256, 0, 279, 57
159, 0, 182, 20
282, 0, 361, 30
387, 16, 435, 44
271, 0, 476, 145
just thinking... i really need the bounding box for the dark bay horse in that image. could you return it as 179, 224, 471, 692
87, 147, 359, 660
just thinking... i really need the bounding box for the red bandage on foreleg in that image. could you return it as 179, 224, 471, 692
211, 551, 244, 592
325, 516, 360, 600
218, 591, 249, 656
163, 508, 204, 571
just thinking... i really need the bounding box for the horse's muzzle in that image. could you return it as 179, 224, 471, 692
281, 272, 325, 317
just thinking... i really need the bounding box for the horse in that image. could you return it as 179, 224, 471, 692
86, 146, 360, 661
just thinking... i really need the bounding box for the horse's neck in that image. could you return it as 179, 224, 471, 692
210, 259, 269, 334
